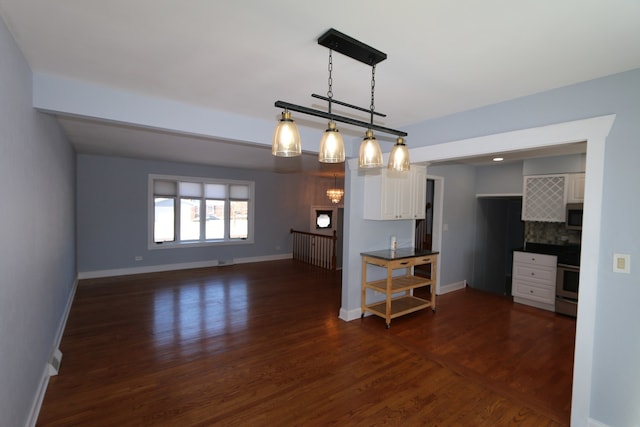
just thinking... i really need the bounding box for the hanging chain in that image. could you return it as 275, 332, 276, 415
327, 50, 333, 99
327, 49, 333, 115
369, 64, 376, 125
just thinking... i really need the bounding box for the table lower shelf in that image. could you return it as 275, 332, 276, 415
364, 295, 434, 325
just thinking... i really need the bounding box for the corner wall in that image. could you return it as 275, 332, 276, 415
0, 17, 76, 427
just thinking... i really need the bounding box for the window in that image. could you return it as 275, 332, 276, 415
150, 175, 254, 248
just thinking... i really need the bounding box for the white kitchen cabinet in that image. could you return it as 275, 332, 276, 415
512, 251, 557, 312
521, 174, 568, 222
364, 165, 426, 220
566, 173, 585, 203
412, 165, 426, 220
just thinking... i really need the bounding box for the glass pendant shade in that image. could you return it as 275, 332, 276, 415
388, 137, 410, 171
318, 121, 345, 163
272, 110, 301, 157
358, 129, 383, 168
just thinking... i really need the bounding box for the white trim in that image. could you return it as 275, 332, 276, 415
407, 114, 615, 427
26, 278, 78, 427
147, 173, 256, 249
26, 365, 50, 427
438, 280, 467, 295
475, 193, 523, 198
233, 254, 292, 264
78, 254, 292, 280
587, 418, 610, 427
339, 306, 362, 322
428, 175, 445, 295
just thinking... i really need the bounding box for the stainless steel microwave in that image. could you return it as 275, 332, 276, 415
566, 203, 583, 230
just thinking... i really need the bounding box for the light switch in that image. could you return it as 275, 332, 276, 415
613, 253, 630, 274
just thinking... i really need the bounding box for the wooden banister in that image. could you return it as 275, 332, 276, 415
290, 229, 337, 271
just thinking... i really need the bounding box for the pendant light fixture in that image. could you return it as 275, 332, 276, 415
272, 109, 301, 157
318, 50, 345, 163
326, 174, 344, 204
388, 136, 411, 171
358, 64, 383, 168
273, 29, 409, 168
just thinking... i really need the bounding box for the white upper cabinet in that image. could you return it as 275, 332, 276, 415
521, 174, 568, 222
567, 173, 585, 203
364, 165, 427, 220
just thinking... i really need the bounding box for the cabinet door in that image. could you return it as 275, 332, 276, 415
521, 174, 568, 222
411, 166, 427, 219
364, 169, 411, 220
567, 173, 585, 203
381, 173, 400, 219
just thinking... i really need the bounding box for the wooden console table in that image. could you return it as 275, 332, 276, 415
361, 248, 438, 328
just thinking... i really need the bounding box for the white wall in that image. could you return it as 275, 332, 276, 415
0, 17, 77, 427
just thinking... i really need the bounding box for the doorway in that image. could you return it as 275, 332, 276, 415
415, 179, 435, 278
473, 197, 524, 296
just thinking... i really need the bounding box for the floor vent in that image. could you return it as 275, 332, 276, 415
48, 348, 63, 376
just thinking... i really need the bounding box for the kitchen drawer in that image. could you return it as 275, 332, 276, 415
384, 256, 435, 269
513, 280, 555, 304
513, 264, 556, 283
514, 251, 557, 267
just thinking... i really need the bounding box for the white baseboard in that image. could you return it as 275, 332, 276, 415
339, 307, 362, 322
77, 254, 293, 279
233, 253, 292, 264
26, 277, 78, 427
438, 280, 467, 295
588, 418, 610, 427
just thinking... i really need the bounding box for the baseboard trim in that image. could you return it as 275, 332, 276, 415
339, 307, 362, 322
77, 254, 293, 279
588, 418, 610, 427
26, 277, 78, 427
26, 365, 50, 427
438, 280, 467, 295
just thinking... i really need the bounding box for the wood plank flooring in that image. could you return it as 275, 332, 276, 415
37, 260, 575, 426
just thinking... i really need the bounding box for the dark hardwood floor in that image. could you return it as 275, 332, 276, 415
37, 260, 575, 426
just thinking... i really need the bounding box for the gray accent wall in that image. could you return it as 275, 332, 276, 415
0, 17, 76, 427
346, 68, 640, 427
76, 154, 321, 273
426, 164, 477, 288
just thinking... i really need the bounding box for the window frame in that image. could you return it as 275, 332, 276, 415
148, 174, 255, 249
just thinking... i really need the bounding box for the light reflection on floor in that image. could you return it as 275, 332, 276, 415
153, 279, 248, 355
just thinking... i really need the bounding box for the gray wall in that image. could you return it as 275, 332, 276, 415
341, 70, 638, 426
77, 154, 329, 273
0, 17, 76, 427
401, 68, 640, 427
476, 161, 524, 194
426, 164, 477, 287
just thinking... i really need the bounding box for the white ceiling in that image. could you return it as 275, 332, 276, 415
1, 1, 639, 174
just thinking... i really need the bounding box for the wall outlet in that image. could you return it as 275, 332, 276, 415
134, 256, 143, 261
613, 253, 630, 274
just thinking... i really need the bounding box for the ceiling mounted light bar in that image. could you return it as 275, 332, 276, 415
317, 28, 387, 66
273, 100, 407, 137
272, 28, 410, 169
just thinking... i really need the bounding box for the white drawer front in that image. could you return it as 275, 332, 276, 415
513, 281, 555, 304
513, 264, 556, 283
514, 251, 557, 267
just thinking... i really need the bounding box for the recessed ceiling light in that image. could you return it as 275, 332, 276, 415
493, 157, 504, 162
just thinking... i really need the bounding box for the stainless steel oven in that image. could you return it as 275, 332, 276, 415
556, 264, 579, 317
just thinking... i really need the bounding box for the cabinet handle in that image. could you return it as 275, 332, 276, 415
530, 290, 534, 293
400, 261, 410, 265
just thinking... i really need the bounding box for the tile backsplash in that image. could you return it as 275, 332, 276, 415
524, 221, 581, 245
